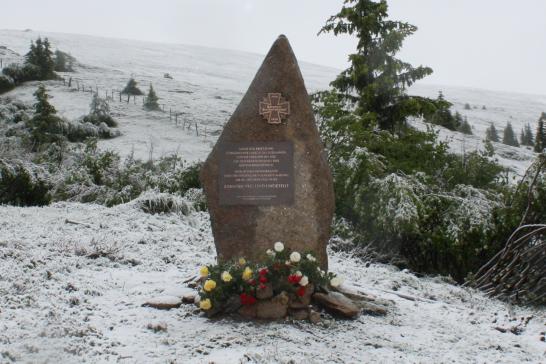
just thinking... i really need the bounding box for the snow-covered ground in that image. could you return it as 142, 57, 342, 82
1, 30, 546, 363
0, 201, 544, 363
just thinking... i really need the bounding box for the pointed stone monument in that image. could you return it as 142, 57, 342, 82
201, 35, 334, 268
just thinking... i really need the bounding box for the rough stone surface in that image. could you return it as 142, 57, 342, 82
289, 308, 309, 320
200, 35, 334, 269
256, 291, 289, 320
182, 294, 196, 304
289, 283, 314, 309
309, 310, 321, 324
238, 304, 257, 319
312, 292, 360, 319
256, 283, 274, 300
142, 296, 182, 310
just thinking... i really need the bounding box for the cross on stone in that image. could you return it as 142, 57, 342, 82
259, 93, 290, 124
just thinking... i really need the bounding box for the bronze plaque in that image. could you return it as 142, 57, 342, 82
219, 142, 294, 205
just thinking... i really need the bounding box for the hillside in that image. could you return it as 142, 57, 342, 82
1, 29, 544, 174
0, 30, 545, 363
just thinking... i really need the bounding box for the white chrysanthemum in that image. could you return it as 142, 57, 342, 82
295, 270, 303, 277
290, 251, 301, 263
299, 276, 309, 286
330, 276, 343, 287
266, 249, 275, 257
306, 254, 316, 262
274, 242, 284, 252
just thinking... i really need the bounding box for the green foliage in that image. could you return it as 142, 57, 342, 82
143, 84, 160, 111
313, 79, 508, 281
318, 0, 435, 131
424, 92, 461, 131
519, 123, 534, 146
121, 78, 143, 95
458, 116, 473, 135
0, 159, 52, 206
485, 123, 500, 142
535, 113, 546, 153
54, 50, 75, 72
502, 122, 519, 147
28, 85, 66, 148
55, 140, 202, 207
0, 75, 15, 94
83, 93, 117, 127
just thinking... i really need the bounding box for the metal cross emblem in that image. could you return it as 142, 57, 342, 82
259, 93, 290, 124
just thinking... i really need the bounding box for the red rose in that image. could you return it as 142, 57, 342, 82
259, 276, 268, 284
259, 268, 269, 276
288, 274, 302, 284
248, 279, 256, 286
296, 286, 306, 297
259, 283, 266, 290
240, 293, 257, 305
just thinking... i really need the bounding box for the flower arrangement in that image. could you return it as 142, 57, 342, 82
197, 242, 340, 313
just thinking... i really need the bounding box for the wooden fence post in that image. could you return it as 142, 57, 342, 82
195, 123, 199, 136
119, 92, 122, 102
175, 113, 178, 125
134, 95, 136, 104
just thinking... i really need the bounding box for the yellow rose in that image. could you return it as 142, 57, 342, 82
199, 266, 209, 277
199, 298, 212, 310
238, 257, 246, 266
242, 267, 253, 281
203, 279, 217, 292
221, 271, 232, 282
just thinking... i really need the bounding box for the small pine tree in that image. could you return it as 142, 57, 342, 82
535, 113, 546, 153
29, 84, 63, 148
143, 84, 160, 111
54, 50, 75, 72
458, 116, 472, 135
485, 123, 499, 142
464, 103, 471, 110
502, 122, 519, 147
122, 78, 143, 95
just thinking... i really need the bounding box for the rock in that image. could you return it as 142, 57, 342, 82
289, 308, 309, 320
200, 35, 335, 269
312, 292, 360, 319
182, 294, 196, 304
309, 310, 321, 324
356, 301, 388, 316
256, 283, 274, 300
289, 283, 314, 309
142, 296, 182, 310
238, 304, 257, 319
256, 291, 289, 320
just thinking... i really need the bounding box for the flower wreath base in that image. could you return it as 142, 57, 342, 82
192, 242, 359, 322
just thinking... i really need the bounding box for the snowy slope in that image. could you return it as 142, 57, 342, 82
1, 29, 544, 173
0, 201, 544, 363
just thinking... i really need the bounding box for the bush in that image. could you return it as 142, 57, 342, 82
121, 78, 143, 96
135, 191, 191, 215
0, 159, 52, 206
314, 89, 510, 281
0, 75, 15, 94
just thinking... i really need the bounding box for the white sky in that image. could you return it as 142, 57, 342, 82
2, 0, 546, 95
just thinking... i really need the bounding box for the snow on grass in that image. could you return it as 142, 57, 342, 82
0, 201, 544, 363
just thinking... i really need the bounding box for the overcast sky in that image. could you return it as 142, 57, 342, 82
2, 0, 545, 95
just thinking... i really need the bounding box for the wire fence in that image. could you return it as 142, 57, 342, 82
59, 75, 214, 141
0, 57, 217, 141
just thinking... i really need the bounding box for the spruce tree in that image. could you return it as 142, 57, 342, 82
458, 116, 472, 135
502, 122, 519, 147
29, 84, 62, 147
318, 0, 434, 132
122, 78, 143, 95
535, 113, 546, 153
143, 84, 160, 111
485, 123, 499, 142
